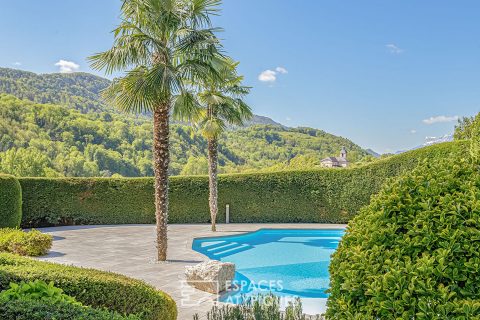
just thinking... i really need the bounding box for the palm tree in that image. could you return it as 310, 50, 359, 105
89, 0, 222, 261
178, 57, 252, 231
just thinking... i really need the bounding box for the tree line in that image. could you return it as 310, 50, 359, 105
0, 94, 367, 177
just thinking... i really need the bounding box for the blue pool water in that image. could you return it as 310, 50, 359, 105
192, 229, 344, 311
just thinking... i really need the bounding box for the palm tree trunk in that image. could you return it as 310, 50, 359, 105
207, 138, 218, 232
153, 103, 170, 261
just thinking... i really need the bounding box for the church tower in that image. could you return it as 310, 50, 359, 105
340, 146, 347, 159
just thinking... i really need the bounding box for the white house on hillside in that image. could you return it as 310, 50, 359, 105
321, 147, 349, 168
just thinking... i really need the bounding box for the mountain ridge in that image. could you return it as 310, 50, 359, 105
0, 67, 283, 127
0, 67, 370, 177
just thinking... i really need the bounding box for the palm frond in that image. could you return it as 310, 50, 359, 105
224, 84, 251, 98
101, 67, 161, 113
175, 28, 222, 65
144, 61, 182, 95
189, 0, 222, 28
177, 59, 217, 86
199, 117, 226, 139
172, 91, 203, 122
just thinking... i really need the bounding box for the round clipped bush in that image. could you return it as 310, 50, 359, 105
0, 175, 22, 228
327, 153, 480, 319
0, 229, 52, 256
0, 253, 177, 320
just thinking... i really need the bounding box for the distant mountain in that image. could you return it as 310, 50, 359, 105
395, 134, 454, 154
244, 115, 284, 127
365, 148, 380, 158
0, 67, 370, 177
0, 67, 282, 127
424, 134, 454, 146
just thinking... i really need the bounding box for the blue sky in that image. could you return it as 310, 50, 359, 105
1, 0, 479, 153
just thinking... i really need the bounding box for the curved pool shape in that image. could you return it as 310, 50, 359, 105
192, 228, 344, 314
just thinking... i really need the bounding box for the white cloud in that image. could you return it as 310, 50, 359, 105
410, 129, 417, 134
385, 44, 404, 54
258, 70, 277, 82
258, 66, 288, 83
54, 60, 80, 73
422, 115, 459, 125
13, 62, 22, 66
285, 117, 291, 121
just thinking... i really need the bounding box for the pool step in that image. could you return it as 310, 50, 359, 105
201, 241, 227, 249
207, 242, 240, 253
213, 243, 253, 257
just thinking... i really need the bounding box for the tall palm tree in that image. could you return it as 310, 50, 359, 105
178, 57, 252, 231
89, 0, 222, 261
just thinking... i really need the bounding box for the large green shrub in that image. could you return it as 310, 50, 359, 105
19, 142, 465, 227
0, 253, 177, 320
0, 299, 141, 320
0, 174, 22, 228
326, 153, 480, 318
0, 229, 52, 256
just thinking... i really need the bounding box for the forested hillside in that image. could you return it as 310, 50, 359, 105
0, 68, 110, 113
0, 68, 369, 177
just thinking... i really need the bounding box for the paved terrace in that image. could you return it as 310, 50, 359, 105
38, 224, 346, 319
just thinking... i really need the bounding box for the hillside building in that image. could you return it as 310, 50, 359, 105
321, 147, 349, 168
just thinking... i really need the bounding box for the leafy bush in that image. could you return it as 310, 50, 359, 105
0, 174, 22, 228
0, 299, 141, 320
326, 153, 480, 318
454, 112, 480, 140
0, 280, 80, 305
0, 253, 177, 320
19, 141, 466, 227
194, 295, 322, 320
0, 228, 52, 256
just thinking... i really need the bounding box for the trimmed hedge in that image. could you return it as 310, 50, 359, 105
0, 253, 177, 320
0, 228, 52, 256
18, 141, 466, 227
0, 300, 141, 320
0, 175, 22, 228
326, 154, 480, 318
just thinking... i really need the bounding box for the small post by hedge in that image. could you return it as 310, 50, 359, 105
226, 204, 230, 224
0, 174, 22, 228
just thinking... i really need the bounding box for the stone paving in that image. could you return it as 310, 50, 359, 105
38, 224, 345, 319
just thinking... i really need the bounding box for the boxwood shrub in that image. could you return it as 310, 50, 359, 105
0, 300, 141, 320
326, 153, 480, 318
18, 142, 465, 227
0, 175, 22, 228
0, 253, 177, 320
0, 228, 52, 256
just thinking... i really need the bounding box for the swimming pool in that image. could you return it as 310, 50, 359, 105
192, 228, 344, 314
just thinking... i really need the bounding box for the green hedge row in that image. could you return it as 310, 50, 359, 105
0, 175, 22, 228
18, 141, 466, 227
0, 253, 177, 320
